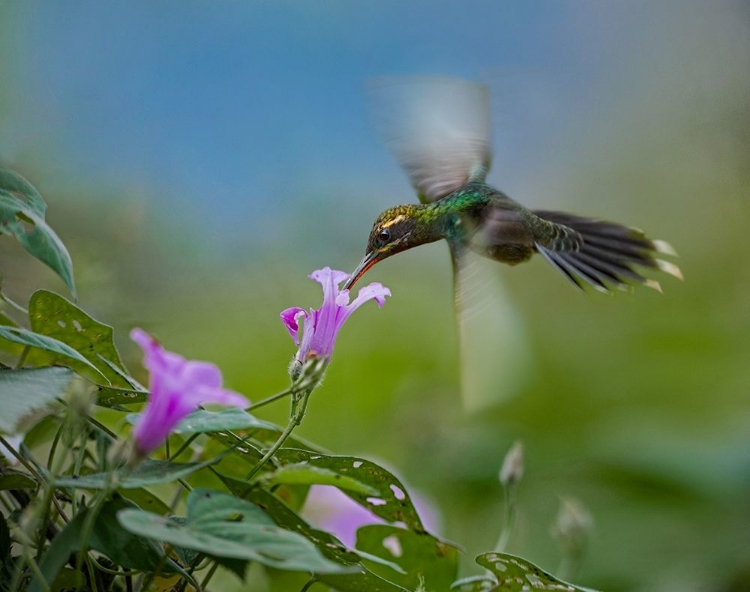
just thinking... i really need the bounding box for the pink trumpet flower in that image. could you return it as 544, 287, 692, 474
281, 267, 391, 365
130, 328, 248, 456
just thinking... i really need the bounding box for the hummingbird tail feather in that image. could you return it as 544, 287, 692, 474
533, 211, 682, 293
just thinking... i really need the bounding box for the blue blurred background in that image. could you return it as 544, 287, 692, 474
1, 2, 749, 590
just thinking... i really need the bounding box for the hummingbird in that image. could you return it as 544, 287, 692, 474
344, 77, 682, 408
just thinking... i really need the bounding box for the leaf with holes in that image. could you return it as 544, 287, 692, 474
0, 186, 75, 297
275, 450, 425, 532
27, 290, 131, 387
215, 476, 409, 591
461, 552, 600, 592
356, 525, 458, 592
0, 327, 105, 381
262, 464, 379, 496
118, 489, 355, 574
0, 367, 74, 433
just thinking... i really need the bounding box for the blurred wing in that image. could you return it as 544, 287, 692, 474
369, 76, 493, 203
450, 243, 531, 412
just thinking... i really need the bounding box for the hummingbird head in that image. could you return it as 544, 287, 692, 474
345, 204, 438, 290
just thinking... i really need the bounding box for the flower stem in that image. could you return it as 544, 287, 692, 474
246, 388, 294, 411
244, 386, 312, 481
494, 484, 517, 553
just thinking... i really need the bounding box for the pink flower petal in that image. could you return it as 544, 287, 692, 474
280, 307, 306, 345
130, 328, 249, 456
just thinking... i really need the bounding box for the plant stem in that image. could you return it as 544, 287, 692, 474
14, 345, 30, 369
199, 561, 220, 591
245, 388, 293, 411
170, 434, 200, 461
494, 485, 517, 553
244, 386, 312, 481
24, 548, 50, 592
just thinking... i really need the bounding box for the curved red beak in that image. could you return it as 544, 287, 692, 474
344, 251, 378, 290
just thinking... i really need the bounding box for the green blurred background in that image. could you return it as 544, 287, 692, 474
1, 2, 749, 590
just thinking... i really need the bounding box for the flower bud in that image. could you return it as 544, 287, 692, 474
499, 440, 524, 488
550, 497, 594, 558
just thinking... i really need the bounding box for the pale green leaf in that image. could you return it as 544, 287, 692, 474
0, 327, 106, 381
55, 457, 220, 489
465, 552, 600, 592
0, 367, 74, 433
117, 489, 355, 574
0, 191, 75, 297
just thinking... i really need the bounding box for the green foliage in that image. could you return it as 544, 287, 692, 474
0, 367, 74, 433
118, 489, 354, 575
0, 170, 75, 296
0, 327, 106, 381
0, 166, 602, 592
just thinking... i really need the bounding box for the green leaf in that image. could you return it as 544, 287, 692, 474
0, 190, 75, 297
55, 457, 220, 489
30, 497, 185, 592
96, 386, 149, 407
0, 469, 37, 490
356, 525, 458, 592
0, 168, 46, 217
126, 408, 277, 434
275, 450, 425, 532
218, 474, 408, 590
27, 290, 130, 387
117, 488, 355, 574
0, 367, 74, 433
88, 497, 187, 573
0, 328, 105, 381
263, 463, 379, 496
465, 552, 600, 592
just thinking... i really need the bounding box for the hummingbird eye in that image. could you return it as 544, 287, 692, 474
378, 228, 391, 244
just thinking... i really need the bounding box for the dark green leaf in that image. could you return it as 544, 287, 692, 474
96, 386, 149, 407
55, 457, 220, 489
0, 190, 75, 297
27, 290, 130, 387
89, 497, 186, 573
276, 450, 425, 532
356, 525, 458, 592
0, 468, 37, 490
118, 489, 355, 574
263, 463, 379, 495
119, 487, 172, 515
219, 475, 361, 563
218, 474, 406, 589
0, 168, 46, 217
0, 328, 105, 381
0, 367, 74, 433
468, 552, 599, 592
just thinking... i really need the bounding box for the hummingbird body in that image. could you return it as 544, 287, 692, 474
352, 179, 669, 292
